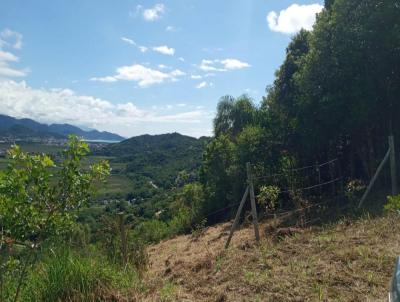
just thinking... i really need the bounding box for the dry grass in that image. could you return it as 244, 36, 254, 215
131, 213, 400, 301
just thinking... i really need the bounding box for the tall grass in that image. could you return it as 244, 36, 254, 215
19, 248, 140, 302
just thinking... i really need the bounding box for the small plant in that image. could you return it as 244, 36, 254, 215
384, 195, 400, 213
257, 185, 280, 212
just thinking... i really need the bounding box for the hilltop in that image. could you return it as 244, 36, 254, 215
97, 133, 210, 189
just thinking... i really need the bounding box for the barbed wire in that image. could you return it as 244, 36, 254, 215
253, 158, 339, 181
203, 177, 343, 220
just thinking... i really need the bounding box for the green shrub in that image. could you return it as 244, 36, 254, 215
384, 195, 400, 213
257, 185, 280, 212
134, 219, 170, 244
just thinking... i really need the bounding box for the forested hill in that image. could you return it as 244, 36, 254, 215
97, 133, 210, 189
0, 114, 125, 141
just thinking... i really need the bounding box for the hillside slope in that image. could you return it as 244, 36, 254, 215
139, 214, 399, 301
97, 133, 210, 188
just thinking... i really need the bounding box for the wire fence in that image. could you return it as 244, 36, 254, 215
205, 158, 344, 223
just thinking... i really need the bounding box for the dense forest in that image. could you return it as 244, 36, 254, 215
198, 0, 400, 222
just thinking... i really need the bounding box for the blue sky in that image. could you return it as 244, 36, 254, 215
0, 0, 324, 138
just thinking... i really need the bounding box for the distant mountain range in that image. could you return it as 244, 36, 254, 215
0, 114, 125, 141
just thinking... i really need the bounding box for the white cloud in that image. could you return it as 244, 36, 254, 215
170, 69, 185, 76
198, 58, 250, 72
177, 103, 186, 107
195, 81, 213, 89
121, 37, 148, 53
199, 59, 226, 72
0, 29, 28, 78
138, 46, 148, 53
220, 58, 251, 70
121, 37, 136, 45
0, 80, 210, 137
142, 4, 165, 21
191, 75, 202, 80
89, 76, 117, 83
0, 29, 22, 49
196, 81, 207, 89
91, 64, 185, 87
153, 45, 175, 56
267, 3, 323, 34
0, 50, 18, 62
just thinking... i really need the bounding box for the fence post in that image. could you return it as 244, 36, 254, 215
117, 212, 127, 265
247, 162, 260, 243
389, 135, 398, 196
225, 186, 250, 249
358, 148, 391, 208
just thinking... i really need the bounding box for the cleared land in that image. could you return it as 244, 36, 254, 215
136, 214, 398, 301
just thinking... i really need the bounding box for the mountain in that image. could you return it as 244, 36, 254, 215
97, 133, 210, 188
0, 114, 125, 141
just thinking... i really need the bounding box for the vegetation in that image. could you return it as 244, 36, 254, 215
199, 0, 400, 222
1, 0, 400, 300
0, 136, 110, 301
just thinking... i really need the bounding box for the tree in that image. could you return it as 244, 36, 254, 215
213, 95, 257, 138
0, 136, 110, 301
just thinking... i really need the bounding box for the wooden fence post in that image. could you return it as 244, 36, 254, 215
358, 148, 391, 208
117, 212, 127, 264
225, 186, 249, 249
247, 162, 260, 243
389, 135, 398, 196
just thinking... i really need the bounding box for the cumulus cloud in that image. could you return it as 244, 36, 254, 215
198, 58, 250, 72
153, 45, 175, 56
267, 3, 324, 34
191, 75, 202, 80
90, 64, 185, 87
0, 80, 210, 137
142, 4, 165, 21
0, 29, 28, 78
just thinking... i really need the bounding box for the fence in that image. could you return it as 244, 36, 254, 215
225, 158, 343, 248
224, 135, 399, 248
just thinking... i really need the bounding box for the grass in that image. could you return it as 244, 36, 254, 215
18, 248, 140, 302
142, 213, 400, 301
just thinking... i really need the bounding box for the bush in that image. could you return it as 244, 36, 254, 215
257, 185, 280, 212
134, 219, 170, 244
384, 195, 400, 213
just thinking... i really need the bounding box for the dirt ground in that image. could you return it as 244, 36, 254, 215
136, 214, 399, 301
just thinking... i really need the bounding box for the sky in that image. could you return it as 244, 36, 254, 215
0, 0, 324, 138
